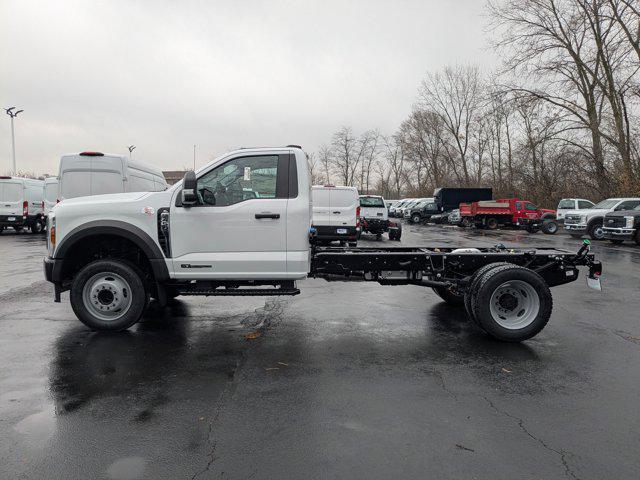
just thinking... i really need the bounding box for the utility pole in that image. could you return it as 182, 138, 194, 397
4, 107, 24, 175
193, 145, 196, 170
127, 145, 136, 158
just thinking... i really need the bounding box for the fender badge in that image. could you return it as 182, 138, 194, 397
141, 206, 155, 215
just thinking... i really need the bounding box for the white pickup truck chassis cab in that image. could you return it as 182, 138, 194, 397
44, 147, 602, 342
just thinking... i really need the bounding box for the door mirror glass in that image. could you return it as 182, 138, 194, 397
181, 171, 198, 206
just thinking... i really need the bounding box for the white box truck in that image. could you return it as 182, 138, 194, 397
0, 176, 45, 234
58, 151, 168, 201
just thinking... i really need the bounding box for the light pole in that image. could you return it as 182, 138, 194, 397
4, 107, 24, 175
127, 145, 136, 158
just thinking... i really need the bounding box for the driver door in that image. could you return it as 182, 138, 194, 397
170, 153, 289, 279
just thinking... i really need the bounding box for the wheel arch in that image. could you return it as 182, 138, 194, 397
52, 220, 169, 284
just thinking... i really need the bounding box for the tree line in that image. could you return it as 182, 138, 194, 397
309, 0, 640, 208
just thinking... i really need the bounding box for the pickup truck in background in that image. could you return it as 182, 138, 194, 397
358, 195, 402, 240
564, 198, 640, 240
556, 198, 595, 221
43, 146, 601, 342
602, 204, 640, 245
459, 198, 558, 234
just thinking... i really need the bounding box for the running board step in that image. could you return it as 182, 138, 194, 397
177, 288, 300, 297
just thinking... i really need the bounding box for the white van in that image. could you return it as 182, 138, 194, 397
0, 176, 45, 234
43, 176, 59, 217
58, 151, 167, 201
312, 185, 360, 245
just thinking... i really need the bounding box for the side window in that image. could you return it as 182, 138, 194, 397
578, 201, 593, 209
525, 203, 537, 211
196, 155, 279, 207
618, 200, 640, 210
515, 202, 522, 210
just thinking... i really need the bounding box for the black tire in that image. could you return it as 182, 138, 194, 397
30, 219, 43, 234
541, 220, 558, 235
588, 221, 605, 240
432, 286, 464, 306
486, 217, 498, 230
70, 259, 149, 331
464, 262, 513, 327
411, 213, 421, 224
609, 239, 624, 245
471, 265, 552, 342
635, 230, 640, 246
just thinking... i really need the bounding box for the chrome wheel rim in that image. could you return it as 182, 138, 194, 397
489, 280, 540, 329
593, 226, 604, 239
82, 272, 132, 321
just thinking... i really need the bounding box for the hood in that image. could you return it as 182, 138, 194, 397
540, 208, 556, 214
606, 209, 640, 218
58, 192, 150, 207
564, 208, 610, 217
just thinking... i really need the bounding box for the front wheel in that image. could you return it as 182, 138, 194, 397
588, 222, 605, 240
70, 259, 149, 331
411, 213, 421, 224
470, 265, 552, 342
486, 217, 498, 230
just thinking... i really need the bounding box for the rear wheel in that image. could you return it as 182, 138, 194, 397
541, 220, 558, 234
471, 265, 552, 342
486, 217, 498, 230
70, 259, 149, 331
432, 286, 464, 305
30, 219, 43, 234
464, 262, 512, 327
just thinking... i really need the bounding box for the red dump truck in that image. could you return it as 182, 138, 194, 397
459, 198, 558, 234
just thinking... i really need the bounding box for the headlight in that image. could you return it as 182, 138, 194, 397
625, 216, 634, 228
581, 215, 588, 223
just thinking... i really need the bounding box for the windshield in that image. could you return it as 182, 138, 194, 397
359, 196, 385, 207
593, 199, 619, 209
558, 200, 574, 209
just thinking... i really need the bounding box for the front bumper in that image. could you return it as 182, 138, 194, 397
564, 223, 587, 233
603, 227, 635, 239
43, 256, 64, 302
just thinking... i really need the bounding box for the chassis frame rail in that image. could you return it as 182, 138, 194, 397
310, 242, 601, 290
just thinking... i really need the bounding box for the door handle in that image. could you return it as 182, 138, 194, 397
255, 213, 280, 219
332, 211, 341, 214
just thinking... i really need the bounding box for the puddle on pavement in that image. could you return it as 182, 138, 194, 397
13, 404, 56, 446
106, 457, 148, 480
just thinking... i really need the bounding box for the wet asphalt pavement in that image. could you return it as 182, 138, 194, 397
0, 225, 639, 479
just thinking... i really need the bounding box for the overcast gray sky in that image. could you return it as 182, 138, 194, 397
1, 0, 496, 175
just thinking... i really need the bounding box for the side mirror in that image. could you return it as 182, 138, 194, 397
181, 171, 198, 206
